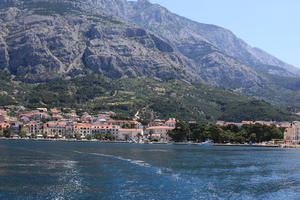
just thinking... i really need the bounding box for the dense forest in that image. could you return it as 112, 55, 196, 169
168, 122, 285, 143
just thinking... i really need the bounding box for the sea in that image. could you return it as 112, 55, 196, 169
0, 140, 300, 200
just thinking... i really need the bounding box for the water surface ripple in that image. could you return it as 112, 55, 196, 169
0, 140, 300, 199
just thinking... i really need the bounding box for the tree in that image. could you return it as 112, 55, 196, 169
122, 124, 131, 129
94, 133, 102, 140
205, 126, 223, 143
168, 121, 191, 142
43, 133, 48, 139
65, 134, 74, 139
86, 134, 92, 140
190, 123, 206, 142
4, 129, 14, 138
222, 124, 240, 133
270, 128, 283, 140
137, 133, 142, 142
105, 132, 115, 141
138, 119, 149, 126
75, 133, 81, 140
18, 131, 27, 138
0, 130, 4, 137
249, 133, 257, 143
31, 133, 37, 139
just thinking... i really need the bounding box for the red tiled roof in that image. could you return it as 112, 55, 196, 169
0, 123, 10, 128
46, 121, 68, 126
75, 123, 92, 128
50, 109, 61, 113
146, 126, 175, 130
119, 129, 143, 132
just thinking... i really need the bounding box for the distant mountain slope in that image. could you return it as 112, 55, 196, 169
91, 0, 300, 77
0, 0, 198, 82
85, 0, 300, 109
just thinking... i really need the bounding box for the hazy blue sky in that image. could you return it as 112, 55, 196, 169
149, 0, 300, 68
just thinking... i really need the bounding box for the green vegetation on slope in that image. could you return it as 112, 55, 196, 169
0, 73, 297, 122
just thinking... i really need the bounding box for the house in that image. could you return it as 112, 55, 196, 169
145, 126, 175, 142
118, 129, 143, 141
81, 113, 93, 122
254, 121, 276, 126
37, 108, 48, 112
284, 122, 300, 143
24, 122, 43, 136
164, 118, 176, 127
73, 123, 92, 137
106, 120, 142, 129
20, 116, 30, 122
91, 124, 120, 136
0, 122, 11, 130
276, 122, 291, 128
0, 114, 9, 122
52, 113, 64, 120
50, 109, 61, 114
43, 121, 69, 138
21, 110, 50, 121
216, 121, 243, 127
9, 120, 22, 131
148, 119, 164, 127
0, 109, 9, 122
63, 112, 79, 120
241, 121, 255, 125
0, 109, 7, 116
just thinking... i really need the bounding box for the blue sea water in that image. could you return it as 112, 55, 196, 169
0, 140, 300, 200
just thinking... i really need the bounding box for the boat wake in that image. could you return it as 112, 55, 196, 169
73, 150, 178, 179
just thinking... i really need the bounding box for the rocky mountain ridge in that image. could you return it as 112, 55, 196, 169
0, 0, 199, 82
90, 0, 300, 77
0, 0, 300, 110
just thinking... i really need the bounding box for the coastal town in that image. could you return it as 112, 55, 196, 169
0, 106, 176, 143
0, 105, 300, 144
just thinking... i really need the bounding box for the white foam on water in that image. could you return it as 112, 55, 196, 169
156, 168, 162, 174
232, 165, 260, 173
74, 150, 180, 178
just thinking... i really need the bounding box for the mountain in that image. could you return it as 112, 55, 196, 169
0, 0, 299, 120
91, 0, 300, 78
83, 0, 300, 108
0, 0, 199, 82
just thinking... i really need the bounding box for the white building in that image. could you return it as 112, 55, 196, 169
91, 124, 120, 136
145, 126, 175, 142
118, 129, 144, 141
284, 122, 300, 143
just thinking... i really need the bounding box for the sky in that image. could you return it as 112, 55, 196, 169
149, 0, 300, 68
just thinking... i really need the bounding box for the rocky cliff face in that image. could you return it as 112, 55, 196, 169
0, 0, 198, 82
0, 0, 270, 94
90, 0, 300, 78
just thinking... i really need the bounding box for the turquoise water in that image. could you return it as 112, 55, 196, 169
0, 140, 300, 200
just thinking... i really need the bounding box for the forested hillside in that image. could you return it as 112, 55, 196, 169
0, 72, 297, 122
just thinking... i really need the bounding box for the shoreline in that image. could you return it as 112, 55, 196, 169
214, 143, 300, 148
1, 137, 300, 148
